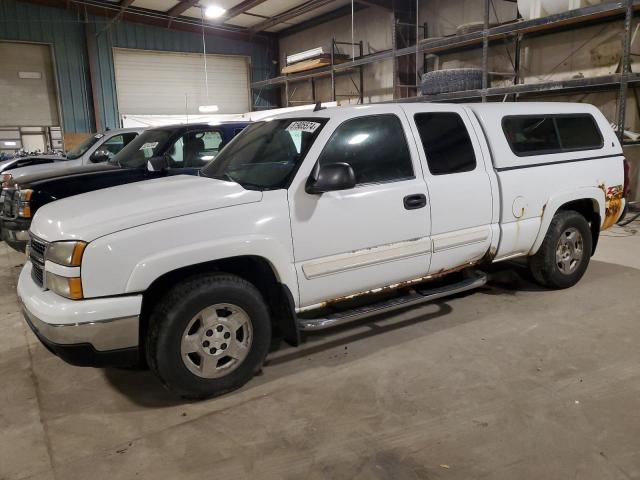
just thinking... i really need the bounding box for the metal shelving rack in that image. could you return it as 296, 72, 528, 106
253, 38, 364, 107
251, 0, 638, 139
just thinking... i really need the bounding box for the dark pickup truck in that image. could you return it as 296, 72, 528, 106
1, 122, 249, 251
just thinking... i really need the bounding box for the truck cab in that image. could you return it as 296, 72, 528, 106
3, 127, 143, 182
17, 103, 624, 399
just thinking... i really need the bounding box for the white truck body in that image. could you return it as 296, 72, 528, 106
17, 102, 625, 397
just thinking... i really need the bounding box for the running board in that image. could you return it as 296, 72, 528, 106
297, 270, 487, 332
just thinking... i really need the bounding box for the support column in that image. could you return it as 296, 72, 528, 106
617, 0, 633, 142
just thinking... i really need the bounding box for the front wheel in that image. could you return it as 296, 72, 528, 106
146, 273, 272, 399
528, 210, 592, 289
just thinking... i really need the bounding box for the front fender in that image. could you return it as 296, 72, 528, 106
124, 234, 297, 295
530, 187, 604, 255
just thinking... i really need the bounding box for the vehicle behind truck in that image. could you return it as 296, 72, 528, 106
2, 122, 249, 251
18, 103, 625, 399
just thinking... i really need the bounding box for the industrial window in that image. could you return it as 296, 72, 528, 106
414, 112, 477, 175
318, 114, 414, 185
502, 114, 603, 156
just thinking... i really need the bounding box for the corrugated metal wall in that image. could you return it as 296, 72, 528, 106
0, 0, 278, 136
0, 0, 93, 134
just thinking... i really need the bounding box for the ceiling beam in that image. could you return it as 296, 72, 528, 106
17, 0, 273, 42
166, 0, 200, 26
249, 0, 337, 32
104, 0, 136, 28
355, 0, 391, 10
277, 3, 365, 37
224, 0, 269, 19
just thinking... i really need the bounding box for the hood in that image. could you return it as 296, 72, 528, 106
0, 155, 65, 174
31, 175, 262, 242
7, 162, 117, 186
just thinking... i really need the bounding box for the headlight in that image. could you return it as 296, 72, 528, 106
46, 272, 83, 300
18, 189, 33, 201
46, 241, 87, 267
1, 173, 11, 187
15, 188, 33, 218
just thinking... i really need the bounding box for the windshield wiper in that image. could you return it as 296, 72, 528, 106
209, 172, 264, 191
209, 172, 235, 182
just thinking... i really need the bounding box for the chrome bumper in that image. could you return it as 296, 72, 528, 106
17, 263, 142, 353
21, 301, 139, 351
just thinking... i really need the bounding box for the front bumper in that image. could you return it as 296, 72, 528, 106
17, 263, 143, 367
1, 217, 30, 252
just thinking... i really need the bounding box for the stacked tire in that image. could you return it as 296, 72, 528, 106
421, 68, 484, 95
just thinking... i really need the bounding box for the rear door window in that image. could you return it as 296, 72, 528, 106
414, 112, 477, 175
502, 114, 602, 156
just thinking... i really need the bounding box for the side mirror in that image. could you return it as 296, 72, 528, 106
306, 162, 356, 194
147, 155, 169, 172
90, 150, 110, 163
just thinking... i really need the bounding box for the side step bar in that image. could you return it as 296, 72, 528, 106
298, 270, 487, 332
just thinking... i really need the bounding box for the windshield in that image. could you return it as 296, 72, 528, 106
201, 118, 326, 190
66, 134, 103, 159
111, 129, 175, 168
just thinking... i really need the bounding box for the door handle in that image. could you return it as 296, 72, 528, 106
403, 194, 427, 210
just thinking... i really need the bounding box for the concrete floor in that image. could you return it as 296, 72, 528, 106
1, 219, 640, 480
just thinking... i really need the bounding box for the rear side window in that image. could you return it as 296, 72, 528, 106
414, 112, 477, 175
503, 114, 603, 156
318, 114, 414, 185
555, 116, 603, 150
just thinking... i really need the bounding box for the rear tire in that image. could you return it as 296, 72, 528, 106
146, 273, 271, 399
528, 210, 592, 289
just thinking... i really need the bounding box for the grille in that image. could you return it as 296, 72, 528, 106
2, 189, 15, 218
29, 234, 48, 288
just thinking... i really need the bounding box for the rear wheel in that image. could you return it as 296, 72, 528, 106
528, 210, 592, 289
146, 273, 271, 399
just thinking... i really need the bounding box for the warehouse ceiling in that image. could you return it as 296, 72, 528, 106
91, 0, 362, 33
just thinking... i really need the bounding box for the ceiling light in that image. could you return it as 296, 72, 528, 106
3, 141, 17, 146
198, 105, 219, 113
204, 5, 226, 18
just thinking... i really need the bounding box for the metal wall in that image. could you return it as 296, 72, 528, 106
0, 0, 278, 137
0, 0, 93, 135
87, 14, 278, 129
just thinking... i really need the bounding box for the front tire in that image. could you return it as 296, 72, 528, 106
146, 273, 272, 399
528, 210, 592, 289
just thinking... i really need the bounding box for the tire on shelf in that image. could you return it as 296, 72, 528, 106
421, 68, 484, 95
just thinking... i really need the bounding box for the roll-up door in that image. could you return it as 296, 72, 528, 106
113, 48, 250, 116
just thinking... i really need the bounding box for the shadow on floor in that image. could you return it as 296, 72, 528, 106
100, 260, 618, 406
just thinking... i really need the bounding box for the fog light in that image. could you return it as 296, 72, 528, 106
45, 273, 83, 300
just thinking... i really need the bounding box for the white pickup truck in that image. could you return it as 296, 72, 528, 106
18, 102, 625, 399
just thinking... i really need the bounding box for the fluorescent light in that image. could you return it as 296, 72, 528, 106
348, 133, 369, 145
198, 105, 219, 113
286, 47, 324, 65
204, 5, 226, 18
3, 141, 17, 146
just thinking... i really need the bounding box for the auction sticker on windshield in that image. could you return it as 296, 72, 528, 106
286, 121, 321, 133
139, 142, 159, 150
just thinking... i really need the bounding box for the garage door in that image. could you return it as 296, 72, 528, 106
0, 42, 60, 127
113, 48, 250, 116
